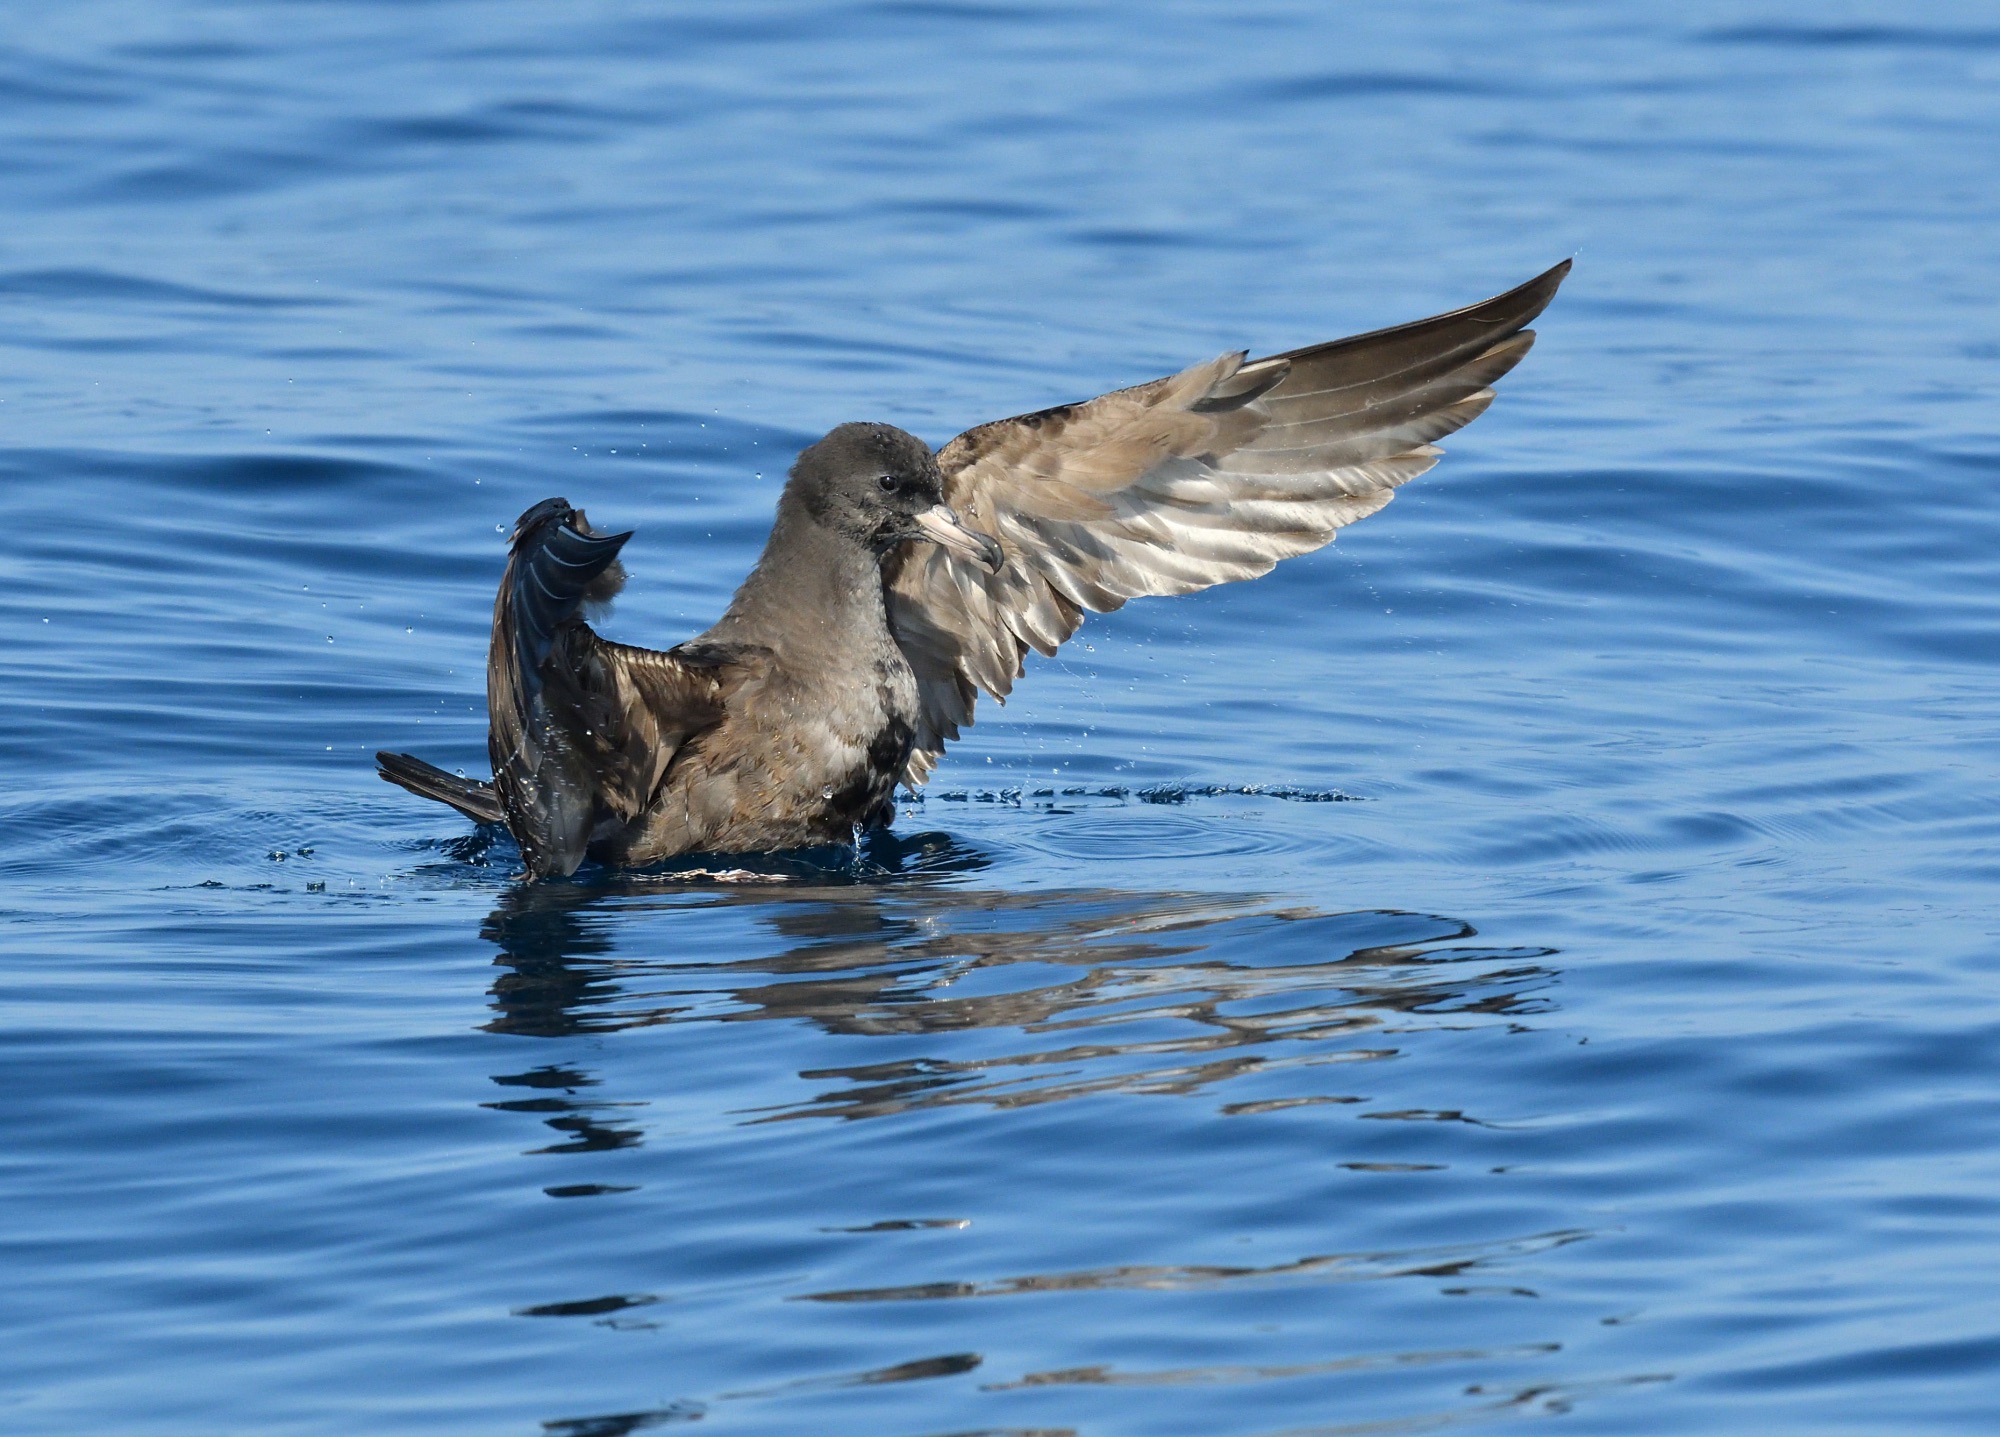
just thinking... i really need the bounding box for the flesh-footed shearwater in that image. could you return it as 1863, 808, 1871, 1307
378, 261, 1569, 877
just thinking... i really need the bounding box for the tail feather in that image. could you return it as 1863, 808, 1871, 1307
376, 751, 506, 825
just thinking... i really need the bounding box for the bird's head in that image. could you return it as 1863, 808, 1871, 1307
790, 422, 1002, 572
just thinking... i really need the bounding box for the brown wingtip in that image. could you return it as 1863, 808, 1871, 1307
1253, 260, 1573, 371
1460, 258, 1572, 327
1442, 257, 1573, 323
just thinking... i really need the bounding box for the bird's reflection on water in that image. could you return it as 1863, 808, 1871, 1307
475, 832, 1601, 1435
478, 829, 1559, 1126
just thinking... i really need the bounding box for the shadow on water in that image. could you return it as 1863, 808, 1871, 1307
477, 828, 1561, 1124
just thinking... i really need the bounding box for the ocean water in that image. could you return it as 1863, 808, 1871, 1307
4, 2, 1999, 1433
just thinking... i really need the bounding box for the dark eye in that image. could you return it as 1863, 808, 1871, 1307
877, 474, 899, 493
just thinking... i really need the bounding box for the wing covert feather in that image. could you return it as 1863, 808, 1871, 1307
884, 261, 1569, 785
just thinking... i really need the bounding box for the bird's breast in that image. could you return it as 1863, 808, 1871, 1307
807, 651, 918, 827
647, 629, 920, 855
703, 646, 917, 829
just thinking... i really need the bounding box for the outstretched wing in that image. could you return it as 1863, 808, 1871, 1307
884, 260, 1570, 785
490, 501, 729, 876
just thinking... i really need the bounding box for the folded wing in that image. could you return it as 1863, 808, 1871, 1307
490, 501, 730, 876
884, 260, 1570, 785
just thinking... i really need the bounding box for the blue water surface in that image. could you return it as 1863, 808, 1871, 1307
4, 2, 1999, 1433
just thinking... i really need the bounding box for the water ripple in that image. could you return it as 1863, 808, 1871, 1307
797, 1230, 1592, 1303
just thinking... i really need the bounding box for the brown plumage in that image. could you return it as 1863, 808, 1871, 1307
378, 261, 1569, 876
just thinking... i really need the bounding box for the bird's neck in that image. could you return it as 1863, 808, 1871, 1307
710, 492, 891, 657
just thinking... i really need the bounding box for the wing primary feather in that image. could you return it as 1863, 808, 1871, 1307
487, 500, 725, 878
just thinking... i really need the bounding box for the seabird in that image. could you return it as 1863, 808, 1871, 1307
379, 261, 1569, 877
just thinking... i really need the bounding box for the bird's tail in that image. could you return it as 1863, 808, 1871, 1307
375, 751, 506, 825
